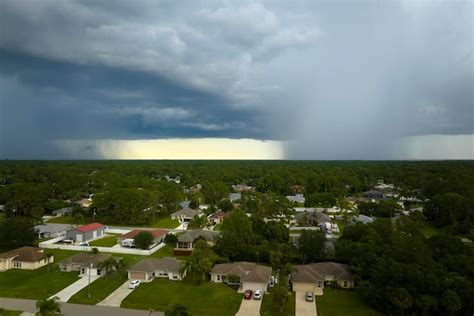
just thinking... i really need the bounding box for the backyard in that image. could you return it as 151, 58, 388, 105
152, 217, 180, 229
89, 235, 118, 247
316, 288, 381, 316
121, 279, 242, 316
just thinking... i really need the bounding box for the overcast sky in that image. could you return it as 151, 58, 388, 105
0, 0, 472, 159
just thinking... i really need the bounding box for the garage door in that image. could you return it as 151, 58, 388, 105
242, 282, 266, 293
293, 282, 315, 293
129, 271, 147, 281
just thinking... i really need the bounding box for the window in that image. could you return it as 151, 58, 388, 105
344, 281, 348, 287
97, 269, 101, 276
13, 261, 21, 268
81, 268, 85, 275
217, 275, 221, 281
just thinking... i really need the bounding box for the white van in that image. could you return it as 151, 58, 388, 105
121, 238, 135, 248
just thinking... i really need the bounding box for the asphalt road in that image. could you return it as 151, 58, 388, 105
0, 297, 163, 316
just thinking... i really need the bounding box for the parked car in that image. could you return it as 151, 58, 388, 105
253, 290, 263, 300
244, 289, 253, 300
129, 280, 141, 289
305, 291, 314, 302
62, 239, 73, 244
78, 242, 90, 246
121, 238, 135, 248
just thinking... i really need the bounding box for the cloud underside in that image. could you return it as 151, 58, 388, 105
0, 0, 472, 159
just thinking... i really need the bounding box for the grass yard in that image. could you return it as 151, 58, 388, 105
149, 244, 174, 258
0, 310, 23, 316
152, 217, 180, 229
122, 279, 242, 316
89, 235, 117, 247
316, 288, 382, 316
0, 212, 5, 222
0, 266, 79, 300
418, 222, 440, 237
68, 274, 126, 304
261, 290, 295, 316
46, 216, 76, 224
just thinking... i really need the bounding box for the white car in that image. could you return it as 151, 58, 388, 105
253, 290, 263, 300
129, 280, 141, 289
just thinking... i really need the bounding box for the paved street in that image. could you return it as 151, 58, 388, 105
295, 291, 317, 316
96, 280, 134, 307
0, 297, 163, 316
235, 297, 262, 316
50, 275, 101, 302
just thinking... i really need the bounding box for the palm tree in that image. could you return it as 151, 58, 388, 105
36, 297, 61, 316
97, 257, 121, 280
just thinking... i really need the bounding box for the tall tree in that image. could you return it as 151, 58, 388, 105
35, 297, 61, 316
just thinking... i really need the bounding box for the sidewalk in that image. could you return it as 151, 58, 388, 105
0, 297, 163, 316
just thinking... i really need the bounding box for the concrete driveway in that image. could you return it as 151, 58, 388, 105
97, 280, 134, 307
235, 297, 262, 316
50, 275, 101, 302
295, 291, 317, 316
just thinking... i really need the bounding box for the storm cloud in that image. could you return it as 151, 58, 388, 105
0, 0, 472, 159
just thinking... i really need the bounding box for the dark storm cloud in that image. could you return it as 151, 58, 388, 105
0, 0, 472, 159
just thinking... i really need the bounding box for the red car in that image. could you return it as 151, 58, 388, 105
244, 289, 253, 300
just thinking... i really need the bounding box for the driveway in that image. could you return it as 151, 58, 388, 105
50, 275, 101, 302
235, 297, 262, 316
97, 281, 134, 307
295, 291, 317, 316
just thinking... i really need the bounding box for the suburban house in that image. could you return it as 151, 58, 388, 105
35, 223, 72, 239
59, 253, 121, 277
363, 190, 385, 201
174, 230, 218, 256
170, 207, 203, 223
232, 184, 254, 192
290, 262, 354, 294
286, 194, 305, 204
128, 257, 185, 282
66, 222, 105, 243
228, 193, 242, 202
0, 247, 53, 271
344, 196, 370, 205
52, 207, 73, 217
75, 198, 93, 208
118, 229, 168, 245
354, 214, 374, 224
208, 210, 225, 225
210, 262, 272, 293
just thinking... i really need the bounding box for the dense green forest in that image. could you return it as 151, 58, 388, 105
0, 160, 473, 314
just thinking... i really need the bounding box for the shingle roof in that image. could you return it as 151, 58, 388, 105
178, 230, 218, 243
0, 246, 46, 262
171, 208, 202, 217
209, 210, 225, 219
120, 229, 168, 240
290, 262, 352, 283
52, 207, 73, 216
35, 224, 72, 234
210, 262, 272, 283
128, 257, 182, 273
74, 223, 104, 233
60, 253, 115, 268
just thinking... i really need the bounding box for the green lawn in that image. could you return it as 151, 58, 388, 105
316, 288, 382, 316
122, 279, 242, 316
68, 274, 126, 304
46, 216, 76, 224
1, 310, 23, 316
149, 244, 175, 258
90, 235, 117, 247
0, 265, 79, 300
261, 290, 295, 316
418, 222, 439, 237
152, 217, 180, 228
0, 212, 5, 222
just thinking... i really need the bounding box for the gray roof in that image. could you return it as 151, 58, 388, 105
52, 207, 73, 216
291, 262, 352, 283
35, 223, 72, 234
286, 194, 305, 203
171, 207, 202, 218
128, 257, 182, 273
210, 262, 272, 283
355, 214, 374, 224
60, 253, 118, 268
178, 230, 218, 243
179, 201, 190, 209
229, 193, 241, 202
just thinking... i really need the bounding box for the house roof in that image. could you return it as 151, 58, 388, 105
74, 222, 104, 233
291, 262, 352, 283
209, 210, 225, 219
128, 257, 182, 273
52, 207, 73, 216
363, 190, 384, 197
286, 194, 305, 203
35, 224, 72, 234
177, 230, 218, 243
229, 193, 241, 202
0, 246, 46, 262
210, 262, 272, 283
60, 253, 116, 268
120, 229, 168, 240
171, 208, 202, 218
